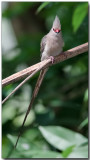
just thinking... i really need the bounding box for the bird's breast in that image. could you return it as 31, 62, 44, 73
46, 37, 63, 56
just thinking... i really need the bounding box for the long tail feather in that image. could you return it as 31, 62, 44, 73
14, 68, 48, 148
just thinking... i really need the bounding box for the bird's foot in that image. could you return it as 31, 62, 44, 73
49, 56, 55, 64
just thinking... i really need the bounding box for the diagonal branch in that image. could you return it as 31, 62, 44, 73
2, 60, 50, 104
2, 42, 88, 87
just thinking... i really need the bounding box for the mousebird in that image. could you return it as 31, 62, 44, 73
15, 15, 64, 148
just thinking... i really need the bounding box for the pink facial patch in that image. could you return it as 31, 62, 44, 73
53, 28, 61, 33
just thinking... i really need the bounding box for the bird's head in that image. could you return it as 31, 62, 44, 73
52, 16, 61, 33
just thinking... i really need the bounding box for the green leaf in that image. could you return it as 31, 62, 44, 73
13, 110, 35, 127
72, 3, 88, 32
2, 103, 17, 124
23, 128, 40, 141
39, 126, 87, 151
2, 136, 12, 158
68, 145, 88, 158
62, 145, 75, 158
32, 151, 62, 158
84, 89, 88, 102
9, 150, 24, 158
9, 150, 62, 158
79, 117, 88, 129
36, 2, 50, 14
29, 150, 62, 158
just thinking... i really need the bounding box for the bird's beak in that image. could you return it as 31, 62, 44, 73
53, 28, 61, 33
56, 29, 61, 33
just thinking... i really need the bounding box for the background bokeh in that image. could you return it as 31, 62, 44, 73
2, 2, 88, 158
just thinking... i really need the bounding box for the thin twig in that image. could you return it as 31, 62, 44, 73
2, 42, 88, 87
2, 59, 51, 105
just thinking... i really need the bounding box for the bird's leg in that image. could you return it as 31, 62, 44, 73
49, 56, 55, 64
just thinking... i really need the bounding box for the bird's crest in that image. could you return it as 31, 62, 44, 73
52, 15, 61, 30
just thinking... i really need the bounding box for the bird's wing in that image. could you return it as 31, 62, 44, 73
40, 35, 47, 54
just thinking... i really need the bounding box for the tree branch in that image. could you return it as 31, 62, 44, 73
2, 42, 88, 87
2, 60, 50, 104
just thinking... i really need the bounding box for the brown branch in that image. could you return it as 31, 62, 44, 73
2, 42, 88, 87
2, 60, 50, 104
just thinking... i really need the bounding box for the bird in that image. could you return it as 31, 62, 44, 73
14, 15, 64, 148
41, 15, 64, 61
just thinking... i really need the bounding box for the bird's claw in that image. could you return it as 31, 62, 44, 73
49, 56, 55, 64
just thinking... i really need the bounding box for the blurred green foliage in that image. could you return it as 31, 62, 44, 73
2, 2, 88, 158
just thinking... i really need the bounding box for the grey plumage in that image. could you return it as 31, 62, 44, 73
40, 35, 47, 53
41, 15, 64, 61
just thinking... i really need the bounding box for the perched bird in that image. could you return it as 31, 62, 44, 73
41, 15, 64, 61
15, 15, 64, 148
